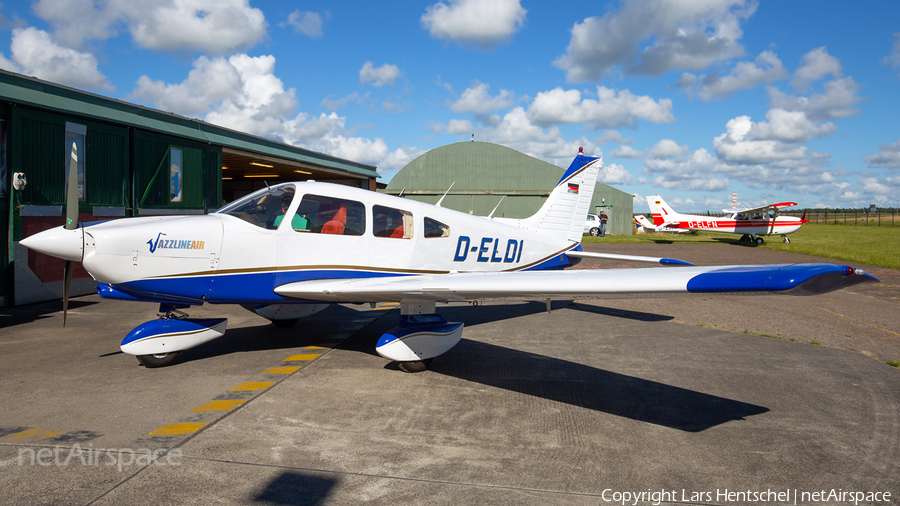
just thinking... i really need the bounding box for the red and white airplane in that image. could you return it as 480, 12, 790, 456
646, 195, 808, 244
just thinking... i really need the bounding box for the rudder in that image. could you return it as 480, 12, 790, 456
516, 155, 601, 243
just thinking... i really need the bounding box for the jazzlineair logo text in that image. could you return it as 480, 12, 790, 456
147, 233, 205, 254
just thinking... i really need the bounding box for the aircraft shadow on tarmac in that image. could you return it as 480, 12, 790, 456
0, 299, 98, 329
253, 471, 336, 506
169, 305, 389, 365
343, 302, 769, 433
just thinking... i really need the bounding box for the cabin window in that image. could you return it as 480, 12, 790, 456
424, 217, 450, 238
300, 194, 365, 236
169, 147, 183, 203
373, 205, 413, 239
217, 183, 297, 229
64, 122, 86, 201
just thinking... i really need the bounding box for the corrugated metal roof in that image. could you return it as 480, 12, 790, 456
0, 70, 378, 178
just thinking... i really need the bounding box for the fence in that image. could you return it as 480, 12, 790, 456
779, 208, 899, 227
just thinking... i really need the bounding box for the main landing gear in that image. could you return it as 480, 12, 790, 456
375, 301, 464, 373
739, 234, 765, 245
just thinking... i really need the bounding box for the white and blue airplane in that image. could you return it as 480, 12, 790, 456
21, 148, 878, 371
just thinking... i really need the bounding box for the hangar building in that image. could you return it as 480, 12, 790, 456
0, 70, 378, 307
382, 141, 633, 235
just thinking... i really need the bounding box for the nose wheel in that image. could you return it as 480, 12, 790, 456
782, 235, 791, 243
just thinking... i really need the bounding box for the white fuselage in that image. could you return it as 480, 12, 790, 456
79, 182, 577, 304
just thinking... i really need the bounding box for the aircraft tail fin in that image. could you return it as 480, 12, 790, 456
517, 154, 601, 243
634, 214, 657, 230
646, 195, 679, 226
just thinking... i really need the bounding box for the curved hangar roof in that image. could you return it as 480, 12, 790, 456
382, 142, 634, 232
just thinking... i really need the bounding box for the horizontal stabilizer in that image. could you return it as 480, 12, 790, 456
566, 250, 693, 266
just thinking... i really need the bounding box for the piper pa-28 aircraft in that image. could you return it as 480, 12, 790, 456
647, 195, 808, 244
21, 147, 875, 371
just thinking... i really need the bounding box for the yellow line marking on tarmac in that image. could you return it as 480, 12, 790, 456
3, 428, 64, 440
374, 302, 400, 311
228, 381, 275, 392
148, 422, 208, 436
820, 308, 900, 338
283, 354, 321, 361
191, 400, 247, 412
262, 366, 302, 375
304, 346, 328, 350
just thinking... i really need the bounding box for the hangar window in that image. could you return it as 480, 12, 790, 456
169, 147, 183, 203
373, 205, 413, 239
64, 122, 86, 201
424, 217, 449, 238
299, 194, 365, 236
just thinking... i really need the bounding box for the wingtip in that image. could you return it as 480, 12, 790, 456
660, 258, 694, 266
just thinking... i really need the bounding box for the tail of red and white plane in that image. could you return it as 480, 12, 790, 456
634, 214, 657, 230
511, 154, 601, 243
646, 195, 682, 226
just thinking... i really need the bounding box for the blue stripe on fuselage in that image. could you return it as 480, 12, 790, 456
115, 269, 410, 304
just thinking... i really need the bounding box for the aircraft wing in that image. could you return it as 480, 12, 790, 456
274, 264, 877, 304
733, 201, 799, 214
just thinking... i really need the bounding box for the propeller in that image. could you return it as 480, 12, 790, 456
63, 142, 79, 326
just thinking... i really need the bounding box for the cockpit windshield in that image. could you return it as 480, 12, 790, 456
215, 183, 297, 229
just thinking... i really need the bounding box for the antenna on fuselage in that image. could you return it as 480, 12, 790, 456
399, 188, 405, 198
436, 182, 455, 208
488, 195, 506, 218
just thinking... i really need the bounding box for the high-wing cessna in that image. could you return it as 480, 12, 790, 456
647, 195, 808, 244
21, 148, 874, 371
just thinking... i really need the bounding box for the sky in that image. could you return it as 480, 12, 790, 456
1, 0, 899, 212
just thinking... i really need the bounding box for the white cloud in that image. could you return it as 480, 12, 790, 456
864, 140, 900, 168
749, 108, 836, 143
884, 33, 900, 72
421, 0, 526, 50
648, 139, 688, 159
791, 47, 841, 90
359, 61, 402, 88
33, 0, 267, 54
527, 86, 673, 129
609, 145, 642, 159
450, 81, 515, 114
446, 119, 474, 134
379, 146, 427, 171
33, 0, 121, 48
596, 130, 634, 145
283, 10, 326, 38
643, 147, 730, 192
0, 27, 113, 91
767, 76, 862, 121
713, 115, 808, 165
683, 50, 786, 101
553, 0, 755, 82
598, 163, 634, 185
130, 53, 392, 169
320, 92, 370, 111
